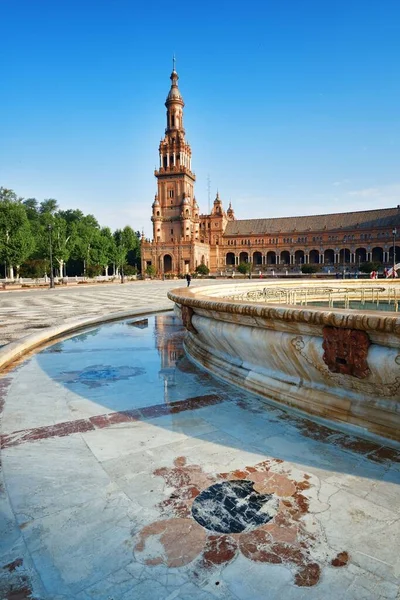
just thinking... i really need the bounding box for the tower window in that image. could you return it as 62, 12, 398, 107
171, 229, 173, 234
156, 211, 160, 216
171, 115, 175, 127
169, 190, 174, 198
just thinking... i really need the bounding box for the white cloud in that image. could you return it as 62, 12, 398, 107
347, 183, 400, 205
333, 179, 350, 187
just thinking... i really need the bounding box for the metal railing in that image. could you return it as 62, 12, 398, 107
223, 285, 400, 312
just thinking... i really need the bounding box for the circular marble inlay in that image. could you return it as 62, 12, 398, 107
191, 480, 279, 534
59, 365, 146, 388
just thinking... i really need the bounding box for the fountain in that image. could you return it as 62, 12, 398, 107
169, 280, 400, 442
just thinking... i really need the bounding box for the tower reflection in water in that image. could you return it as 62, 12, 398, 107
154, 313, 185, 404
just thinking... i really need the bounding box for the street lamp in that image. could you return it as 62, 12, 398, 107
393, 228, 397, 279
48, 225, 55, 289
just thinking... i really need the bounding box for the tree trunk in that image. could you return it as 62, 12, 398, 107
112, 263, 116, 276
105, 265, 109, 276
58, 259, 64, 277
9, 265, 14, 279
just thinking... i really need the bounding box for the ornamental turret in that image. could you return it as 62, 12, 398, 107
153, 60, 197, 246
227, 202, 236, 221
157, 59, 194, 179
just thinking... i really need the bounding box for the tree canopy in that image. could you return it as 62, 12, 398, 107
0, 186, 141, 278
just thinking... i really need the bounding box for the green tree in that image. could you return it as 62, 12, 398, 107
71, 214, 100, 275
23, 198, 40, 222
113, 229, 127, 275
195, 263, 210, 275
0, 190, 35, 278
40, 198, 59, 215
145, 264, 156, 278
91, 227, 116, 276
301, 264, 318, 274
120, 225, 140, 268
359, 261, 380, 274
237, 262, 252, 275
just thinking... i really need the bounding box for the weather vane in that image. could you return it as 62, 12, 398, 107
173, 54, 176, 71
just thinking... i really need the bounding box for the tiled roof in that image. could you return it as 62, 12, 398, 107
223, 207, 400, 236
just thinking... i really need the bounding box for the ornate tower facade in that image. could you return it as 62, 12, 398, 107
152, 65, 199, 244
142, 64, 210, 275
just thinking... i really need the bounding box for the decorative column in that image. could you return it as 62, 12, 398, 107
173, 152, 176, 167
167, 153, 170, 168
276, 254, 280, 265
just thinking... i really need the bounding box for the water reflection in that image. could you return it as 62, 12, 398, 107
154, 313, 185, 403
34, 312, 225, 412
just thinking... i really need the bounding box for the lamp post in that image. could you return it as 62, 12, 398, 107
393, 228, 397, 279
48, 225, 55, 289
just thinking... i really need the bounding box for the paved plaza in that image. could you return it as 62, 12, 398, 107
0, 280, 223, 347
0, 286, 399, 599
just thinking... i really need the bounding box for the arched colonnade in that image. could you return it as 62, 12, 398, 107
225, 246, 400, 267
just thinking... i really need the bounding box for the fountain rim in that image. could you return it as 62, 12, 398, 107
168, 280, 400, 334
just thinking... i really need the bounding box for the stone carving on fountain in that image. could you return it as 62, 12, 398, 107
322, 326, 370, 378
169, 281, 400, 442
180, 304, 198, 334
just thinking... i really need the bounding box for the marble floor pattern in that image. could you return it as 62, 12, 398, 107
0, 279, 225, 347
0, 313, 399, 600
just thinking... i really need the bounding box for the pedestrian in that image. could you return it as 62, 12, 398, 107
186, 273, 191, 287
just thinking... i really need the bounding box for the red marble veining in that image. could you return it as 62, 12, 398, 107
0, 557, 34, 600
201, 535, 238, 567
1, 419, 95, 448
134, 518, 207, 568
155, 456, 215, 518
243, 399, 399, 467
134, 456, 349, 587
3, 558, 23, 572
0, 394, 224, 449
331, 551, 350, 567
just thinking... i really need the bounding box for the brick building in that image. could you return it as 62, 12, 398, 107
141, 67, 400, 275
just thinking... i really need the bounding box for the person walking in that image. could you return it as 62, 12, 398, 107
186, 273, 191, 287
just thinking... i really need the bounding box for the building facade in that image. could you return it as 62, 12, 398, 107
141, 68, 400, 275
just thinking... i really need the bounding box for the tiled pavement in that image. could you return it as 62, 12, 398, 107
0, 287, 399, 599
0, 280, 226, 346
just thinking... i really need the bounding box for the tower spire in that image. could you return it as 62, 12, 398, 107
172, 54, 176, 72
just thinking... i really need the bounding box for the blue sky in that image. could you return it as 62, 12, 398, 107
1, 0, 400, 235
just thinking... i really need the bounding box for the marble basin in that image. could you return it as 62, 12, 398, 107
168, 280, 400, 443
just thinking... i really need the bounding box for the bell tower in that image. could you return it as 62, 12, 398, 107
152, 60, 199, 245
